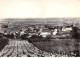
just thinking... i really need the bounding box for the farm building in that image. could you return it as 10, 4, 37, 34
39, 28, 59, 37
39, 28, 51, 37
62, 27, 72, 32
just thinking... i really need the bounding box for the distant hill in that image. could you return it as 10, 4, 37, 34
0, 18, 80, 33
1, 18, 80, 27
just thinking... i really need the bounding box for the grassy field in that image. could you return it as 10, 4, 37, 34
31, 39, 80, 54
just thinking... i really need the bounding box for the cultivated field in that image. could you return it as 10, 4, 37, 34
0, 39, 79, 57
0, 39, 54, 57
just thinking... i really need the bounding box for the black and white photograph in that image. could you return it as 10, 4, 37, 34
0, 18, 79, 57
0, 0, 80, 57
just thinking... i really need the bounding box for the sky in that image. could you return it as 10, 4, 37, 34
0, 0, 80, 19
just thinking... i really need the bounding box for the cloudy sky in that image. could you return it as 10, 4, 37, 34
0, 0, 80, 19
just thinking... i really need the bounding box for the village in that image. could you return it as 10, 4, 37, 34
0, 22, 75, 39
0, 19, 80, 57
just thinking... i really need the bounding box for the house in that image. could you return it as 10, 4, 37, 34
39, 28, 58, 37
39, 28, 51, 37
40, 32, 50, 37
62, 27, 72, 32
52, 29, 58, 35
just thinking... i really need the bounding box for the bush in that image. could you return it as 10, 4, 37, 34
0, 38, 9, 51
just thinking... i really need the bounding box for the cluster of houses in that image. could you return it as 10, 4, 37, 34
38, 25, 73, 38
0, 21, 76, 39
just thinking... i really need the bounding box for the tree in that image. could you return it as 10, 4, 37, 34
71, 26, 80, 57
